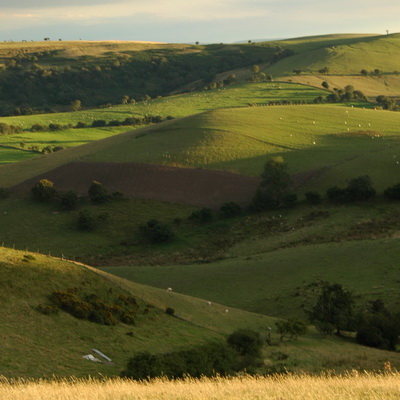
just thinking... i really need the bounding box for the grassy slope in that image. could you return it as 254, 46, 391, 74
80, 105, 400, 192
100, 199, 400, 318
0, 81, 326, 165
2, 246, 399, 379
2, 104, 400, 192
266, 33, 400, 76
0, 246, 279, 378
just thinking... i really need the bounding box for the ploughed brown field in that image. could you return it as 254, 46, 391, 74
11, 162, 261, 207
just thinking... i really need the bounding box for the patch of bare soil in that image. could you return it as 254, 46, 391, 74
12, 162, 260, 208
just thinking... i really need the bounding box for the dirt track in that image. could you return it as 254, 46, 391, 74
12, 162, 260, 208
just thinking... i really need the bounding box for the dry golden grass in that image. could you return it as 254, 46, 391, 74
1, 370, 399, 400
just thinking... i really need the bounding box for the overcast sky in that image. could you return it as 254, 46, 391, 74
0, 0, 399, 43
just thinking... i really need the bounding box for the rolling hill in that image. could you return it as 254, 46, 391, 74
2, 104, 400, 194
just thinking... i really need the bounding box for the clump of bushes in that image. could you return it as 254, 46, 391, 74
384, 183, 400, 200
140, 219, 174, 243
189, 207, 213, 223
220, 202, 242, 218
121, 329, 264, 380
327, 175, 376, 203
49, 288, 138, 326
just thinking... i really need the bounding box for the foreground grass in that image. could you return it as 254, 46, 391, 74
1, 372, 399, 400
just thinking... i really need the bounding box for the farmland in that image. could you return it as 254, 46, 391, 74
1, 33, 400, 382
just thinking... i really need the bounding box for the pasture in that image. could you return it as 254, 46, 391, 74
266, 33, 400, 76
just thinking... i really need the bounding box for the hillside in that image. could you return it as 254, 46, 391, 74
2, 104, 399, 193
0, 246, 280, 378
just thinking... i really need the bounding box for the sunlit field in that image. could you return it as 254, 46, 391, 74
1, 371, 399, 400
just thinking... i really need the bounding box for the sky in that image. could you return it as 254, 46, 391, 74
0, 0, 399, 43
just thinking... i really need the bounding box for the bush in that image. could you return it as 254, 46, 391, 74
121, 342, 238, 380
0, 187, 9, 199
31, 123, 46, 132
305, 191, 322, 205
189, 207, 213, 223
91, 119, 107, 127
88, 181, 109, 204
220, 202, 242, 218
60, 190, 79, 210
141, 219, 174, 243
78, 209, 95, 230
356, 315, 399, 351
165, 307, 175, 316
346, 175, 376, 201
31, 179, 57, 202
384, 183, 400, 200
227, 329, 263, 358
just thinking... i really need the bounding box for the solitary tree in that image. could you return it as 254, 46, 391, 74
309, 283, 354, 336
252, 157, 293, 210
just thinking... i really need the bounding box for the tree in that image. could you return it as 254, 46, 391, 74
31, 179, 56, 202
309, 283, 354, 336
88, 181, 109, 204
252, 157, 293, 210
70, 99, 81, 111
275, 318, 308, 341
321, 81, 329, 89
356, 300, 400, 351
346, 175, 376, 201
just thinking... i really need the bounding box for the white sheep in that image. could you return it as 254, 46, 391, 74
167, 287, 173, 291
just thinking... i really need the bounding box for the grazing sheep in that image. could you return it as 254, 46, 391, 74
167, 287, 173, 291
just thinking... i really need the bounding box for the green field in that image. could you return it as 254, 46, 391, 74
2, 35, 400, 380
2, 104, 400, 191
2, 246, 399, 379
0, 82, 327, 165
265, 33, 400, 76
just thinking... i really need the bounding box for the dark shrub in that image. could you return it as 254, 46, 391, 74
75, 121, 86, 128
60, 190, 78, 210
305, 191, 322, 205
31, 179, 57, 202
91, 119, 107, 127
220, 202, 242, 218
165, 307, 175, 316
356, 315, 399, 351
88, 181, 109, 203
227, 329, 263, 357
78, 209, 95, 230
0, 187, 9, 199
31, 123, 46, 132
189, 207, 213, 223
326, 186, 351, 203
346, 175, 376, 201
48, 123, 62, 131
384, 183, 400, 200
141, 219, 174, 243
